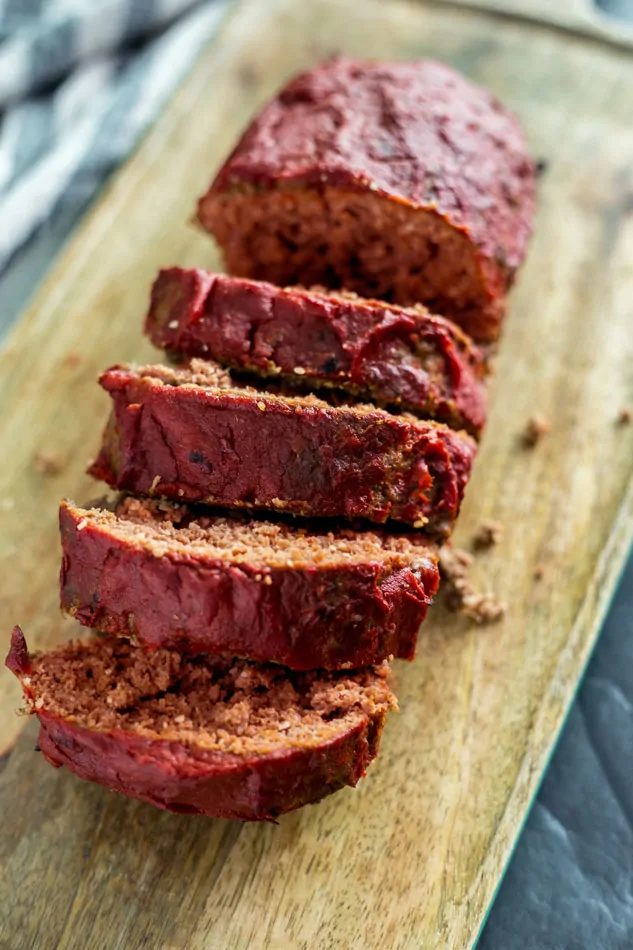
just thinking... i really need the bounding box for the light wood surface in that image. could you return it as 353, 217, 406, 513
2, 1, 633, 947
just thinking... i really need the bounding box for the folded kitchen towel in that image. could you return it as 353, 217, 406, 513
0, 0, 228, 277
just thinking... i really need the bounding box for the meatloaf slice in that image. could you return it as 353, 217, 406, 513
88, 360, 476, 534
146, 268, 487, 437
197, 57, 535, 342
60, 497, 439, 669
7, 627, 396, 821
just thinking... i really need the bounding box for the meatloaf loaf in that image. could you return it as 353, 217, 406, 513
60, 497, 439, 669
197, 57, 535, 342
146, 268, 487, 436
7, 627, 396, 821
89, 361, 475, 534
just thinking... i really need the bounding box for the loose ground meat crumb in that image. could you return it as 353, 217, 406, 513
534, 564, 545, 580
34, 452, 64, 476
439, 545, 506, 624
460, 592, 507, 624
472, 521, 503, 550
616, 407, 632, 426
522, 414, 550, 447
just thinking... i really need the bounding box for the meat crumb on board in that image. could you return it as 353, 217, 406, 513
63, 352, 83, 369
439, 546, 506, 624
460, 591, 507, 624
472, 521, 503, 550
535, 158, 549, 177
617, 406, 632, 426
34, 452, 64, 476
522, 414, 550, 447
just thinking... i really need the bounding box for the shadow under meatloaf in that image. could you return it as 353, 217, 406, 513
6, 628, 396, 821
88, 361, 476, 536
60, 497, 439, 670
146, 268, 488, 438
197, 57, 535, 343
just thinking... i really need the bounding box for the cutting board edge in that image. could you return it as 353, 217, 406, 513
463, 468, 633, 949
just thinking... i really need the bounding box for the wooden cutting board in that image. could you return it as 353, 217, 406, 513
2, 1, 633, 947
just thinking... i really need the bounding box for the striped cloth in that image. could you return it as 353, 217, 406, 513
0, 0, 229, 278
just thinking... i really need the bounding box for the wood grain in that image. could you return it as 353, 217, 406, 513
2, 1, 633, 947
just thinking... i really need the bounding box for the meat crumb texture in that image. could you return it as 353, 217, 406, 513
472, 520, 503, 550
522, 414, 550, 447
460, 590, 507, 624
7, 55, 538, 822
34, 452, 64, 476
439, 545, 507, 624
6, 629, 396, 821
19, 634, 396, 753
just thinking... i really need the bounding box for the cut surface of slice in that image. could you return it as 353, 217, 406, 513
60, 497, 439, 669
7, 628, 396, 821
198, 57, 535, 342
88, 360, 476, 534
146, 268, 487, 436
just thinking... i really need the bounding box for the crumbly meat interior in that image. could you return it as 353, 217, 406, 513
201, 186, 495, 335
28, 636, 396, 756
69, 497, 436, 569
128, 359, 377, 415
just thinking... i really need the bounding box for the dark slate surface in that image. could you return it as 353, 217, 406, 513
479, 552, 633, 949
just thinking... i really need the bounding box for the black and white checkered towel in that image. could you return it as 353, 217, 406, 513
0, 0, 228, 278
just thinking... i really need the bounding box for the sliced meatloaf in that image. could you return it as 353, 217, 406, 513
146, 268, 487, 437
197, 57, 535, 342
7, 627, 396, 821
88, 361, 476, 534
59, 497, 439, 669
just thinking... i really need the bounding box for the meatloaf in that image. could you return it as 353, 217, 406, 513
146, 268, 487, 437
60, 497, 439, 669
88, 361, 475, 534
197, 57, 535, 342
7, 627, 396, 821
